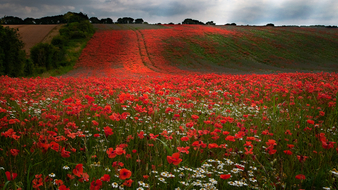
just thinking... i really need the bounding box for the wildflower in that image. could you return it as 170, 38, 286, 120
112, 182, 119, 188
306, 119, 315, 125
49, 173, 56, 177
245, 147, 254, 155
220, 174, 231, 179
63, 166, 70, 170
119, 168, 132, 180
59, 185, 70, 190
123, 179, 133, 187
61, 147, 70, 158
158, 177, 166, 183
295, 174, 306, 180
73, 164, 84, 177
106, 148, 117, 158
143, 175, 149, 179
167, 152, 182, 165
104, 126, 114, 136
90, 179, 102, 190
5, 171, 17, 181
297, 155, 308, 163
100, 174, 110, 182
10, 149, 19, 156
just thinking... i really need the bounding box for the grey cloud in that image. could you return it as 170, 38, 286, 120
141, 1, 206, 17
0, 0, 337, 25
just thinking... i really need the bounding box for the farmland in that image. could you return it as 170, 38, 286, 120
6, 25, 62, 55
0, 24, 338, 189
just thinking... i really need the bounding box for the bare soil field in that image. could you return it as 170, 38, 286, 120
5, 25, 63, 55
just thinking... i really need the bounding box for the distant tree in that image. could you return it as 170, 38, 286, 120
24, 17, 36, 24
266, 23, 275, 27
1, 16, 24, 24
100, 18, 113, 24
206, 21, 216, 25
0, 25, 26, 76
90, 17, 100, 23
117, 17, 134, 24
135, 18, 144, 24
182, 18, 204, 25
231, 23, 237, 26
326, 25, 337, 28
64, 12, 89, 23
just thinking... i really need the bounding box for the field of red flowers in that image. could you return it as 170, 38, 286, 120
1, 25, 338, 190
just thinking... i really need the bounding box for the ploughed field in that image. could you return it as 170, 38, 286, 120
6, 25, 62, 55
0, 24, 338, 189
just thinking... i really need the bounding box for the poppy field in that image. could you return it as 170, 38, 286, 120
1, 25, 338, 190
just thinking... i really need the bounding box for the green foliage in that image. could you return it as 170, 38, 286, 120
60, 21, 95, 40
51, 35, 67, 48
0, 25, 26, 77
24, 58, 34, 76
30, 43, 54, 70
30, 20, 95, 75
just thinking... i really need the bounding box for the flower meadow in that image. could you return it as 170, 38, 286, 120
1, 72, 338, 189
1, 25, 338, 189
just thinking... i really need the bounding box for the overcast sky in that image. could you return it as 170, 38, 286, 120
0, 0, 337, 25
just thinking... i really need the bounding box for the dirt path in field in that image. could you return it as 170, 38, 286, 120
6, 25, 62, 55
133, 29, 162, 72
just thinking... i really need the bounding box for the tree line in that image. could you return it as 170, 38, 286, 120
1, 13, 146, 25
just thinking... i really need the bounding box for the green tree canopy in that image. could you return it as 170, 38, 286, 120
0, 25, 26, 77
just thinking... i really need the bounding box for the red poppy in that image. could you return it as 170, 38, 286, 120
61, 147, 70, 158
220, 174, 231, 179
90, 179, 102, 190
106, 148, 117, 158
167, 152, 182, 165
295, 174, 306, 180
119, 168, 132, 180
59, 185, 70, 190
244, 147, 254, 155
10, 149, 19, 156
123, 179, 133, 187
143, 175, 149, 179
297, 155, 308, 163
5, 171, 17, 181
103, 126, 114, 136
73, 164, 84, 177
100, 174, 110, 182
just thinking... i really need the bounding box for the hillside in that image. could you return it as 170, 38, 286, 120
162, 25, 338, 74
65, 24, 338, 77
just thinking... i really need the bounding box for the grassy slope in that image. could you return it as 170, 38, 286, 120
162, 26, 338, 74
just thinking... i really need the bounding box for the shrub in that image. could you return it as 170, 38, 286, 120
60, 21, 95, 39
0, 25, 26, 77
30, 43, 55, 70
24, 58, 35, 76
51, 35, 68, 48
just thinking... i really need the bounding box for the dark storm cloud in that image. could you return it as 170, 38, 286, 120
0, 0, 337, 25
0, 0, 87, 7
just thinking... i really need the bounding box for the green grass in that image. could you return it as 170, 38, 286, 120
162, 26, 338, 73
